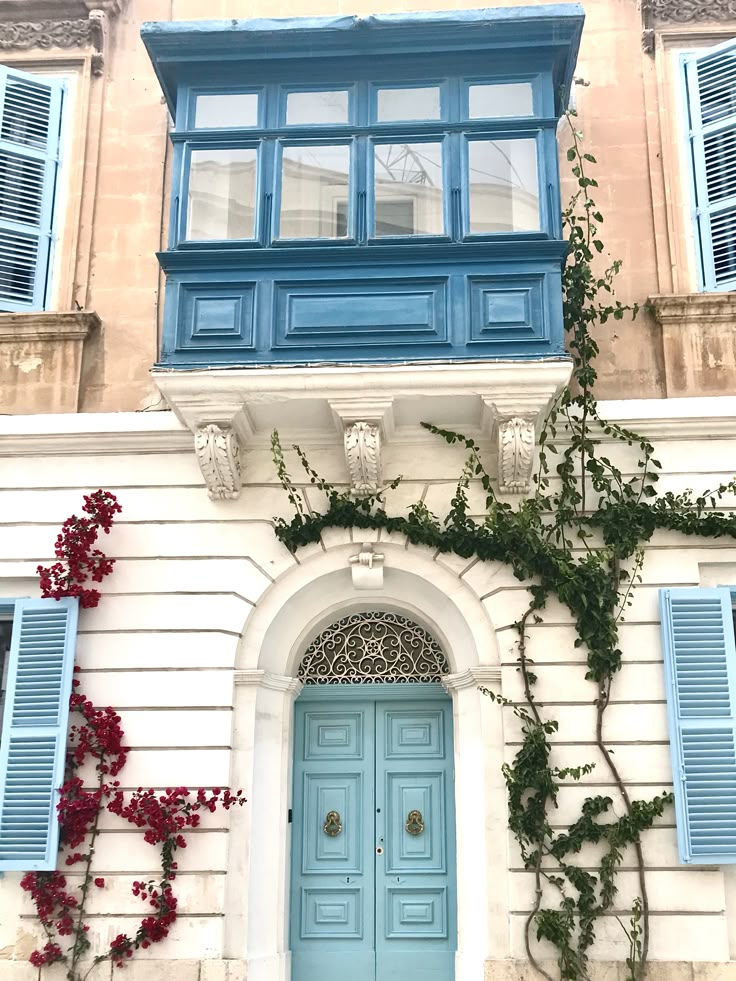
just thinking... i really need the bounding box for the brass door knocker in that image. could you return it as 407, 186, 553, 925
323, 810, 342, 837
405, 809, 424, 835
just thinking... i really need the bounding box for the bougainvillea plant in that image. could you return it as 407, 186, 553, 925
20, 490, 246, 980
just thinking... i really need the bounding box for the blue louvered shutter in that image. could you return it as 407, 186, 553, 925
0, 598, 78, 871
684, 40, 736, 291
0, 65, 63, 312
660, 587, 736, 864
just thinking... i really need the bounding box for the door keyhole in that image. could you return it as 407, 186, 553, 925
376, 846, 383, 855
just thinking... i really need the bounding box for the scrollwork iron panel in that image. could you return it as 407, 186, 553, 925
298, 612, 449, 684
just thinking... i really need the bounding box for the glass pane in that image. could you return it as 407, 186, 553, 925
469, 83, 534, 118
280, 144, 350, 238
376, 87, 440, 121
194, 94, 258, 128
374, 142, 443, 236
287, 90, 349, 125
187, 148, 257, 240
468, 139, 539, 233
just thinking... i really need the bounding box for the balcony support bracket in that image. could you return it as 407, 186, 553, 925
194, 423, 243, 501
329, 398, 395, 498
482, 399, 544, 495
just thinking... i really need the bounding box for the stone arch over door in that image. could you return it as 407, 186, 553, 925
223, 541, 509, 981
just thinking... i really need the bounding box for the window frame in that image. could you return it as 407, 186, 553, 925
681, 38, 736, 293
170, 67, 557, 250
0, 64, 66, 313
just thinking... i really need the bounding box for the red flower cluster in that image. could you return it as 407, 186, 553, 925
37, 490, 122, 608
108, 786, 245, 848
21, 871, 78, 930
29, 942, 63, 968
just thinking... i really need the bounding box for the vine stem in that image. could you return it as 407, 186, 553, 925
517, 605, 556, 981
69, 760, 108, 981
597, 561, 650, 976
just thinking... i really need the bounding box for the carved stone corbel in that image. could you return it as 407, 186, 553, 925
194, 424, 242, 501
344, 422, 381, 498
496, 416, 536, 494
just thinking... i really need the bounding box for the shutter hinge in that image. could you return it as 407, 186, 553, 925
288, 808, 293, 824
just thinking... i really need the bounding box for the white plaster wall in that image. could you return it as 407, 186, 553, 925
0, 404, 736, 976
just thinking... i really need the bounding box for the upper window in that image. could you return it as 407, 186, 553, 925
0, 65, 65, 313
173, 73, 547, 247
683, 39, 736, 292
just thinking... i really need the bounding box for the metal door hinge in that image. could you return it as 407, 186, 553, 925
288, 808, 292, 824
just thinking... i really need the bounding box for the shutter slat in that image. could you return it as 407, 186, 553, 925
0, 65, 63, 313
685, 40, 736, 290
660, 587, 736, 864
0, 598, 78, 871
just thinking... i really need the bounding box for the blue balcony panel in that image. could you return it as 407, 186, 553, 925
159, 242, 566, 367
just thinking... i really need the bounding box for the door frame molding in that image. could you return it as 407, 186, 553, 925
226, 542, 510, 981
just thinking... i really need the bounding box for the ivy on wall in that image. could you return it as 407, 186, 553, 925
271, 115, 736, 980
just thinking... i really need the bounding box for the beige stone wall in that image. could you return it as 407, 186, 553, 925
5, 0, 735, 410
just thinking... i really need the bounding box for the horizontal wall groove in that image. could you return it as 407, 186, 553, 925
78, 629, 242, 637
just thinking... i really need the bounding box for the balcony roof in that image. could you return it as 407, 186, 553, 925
142, 5, 584, 116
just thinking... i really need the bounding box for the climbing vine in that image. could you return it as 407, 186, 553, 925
271, 113, 736, 980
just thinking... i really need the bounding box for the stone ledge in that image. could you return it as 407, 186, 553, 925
0, 310, 100, 342
649, 292, 736, 398
0, 310, 100, 414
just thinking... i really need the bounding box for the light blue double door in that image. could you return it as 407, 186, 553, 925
290, 686, 456, 981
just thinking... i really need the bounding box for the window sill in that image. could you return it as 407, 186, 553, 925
649, 292, 736, 398
0, 310, 100, 414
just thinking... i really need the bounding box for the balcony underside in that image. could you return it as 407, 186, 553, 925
153, 359, 572, 500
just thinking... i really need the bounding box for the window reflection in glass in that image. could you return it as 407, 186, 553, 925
287, 91, 349, 125
280, 144, 350, 238
374, 142, 443, 236
194, 94, 258, 128
468, 139, 539, 233
187, 148, 257, 240
376, 87, 441, 121
468, 83, 534, 119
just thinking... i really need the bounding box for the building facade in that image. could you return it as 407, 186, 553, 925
1, 0, 736, 980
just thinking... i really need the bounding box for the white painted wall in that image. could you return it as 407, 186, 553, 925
0, 401, 735, 978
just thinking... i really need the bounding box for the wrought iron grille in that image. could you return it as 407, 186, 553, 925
298, 611, 449, 684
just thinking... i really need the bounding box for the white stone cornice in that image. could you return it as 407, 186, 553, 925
0, 411, 190, 457
195, 424, 242, 501
442, 666, 502, 692
234, 669, 303, 695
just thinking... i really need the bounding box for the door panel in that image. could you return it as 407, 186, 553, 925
376, 701, 456, 979
291, 702, 375, 981
291, 693, 455, 981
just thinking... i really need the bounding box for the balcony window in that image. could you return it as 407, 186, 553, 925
175, 73, 550, 248
279, 143, 351, 239
467, 138, 540, 233
186, 147, 257, 240
374, 141, 444, 236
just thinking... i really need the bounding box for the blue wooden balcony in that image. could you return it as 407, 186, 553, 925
144, 6, 583, 369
